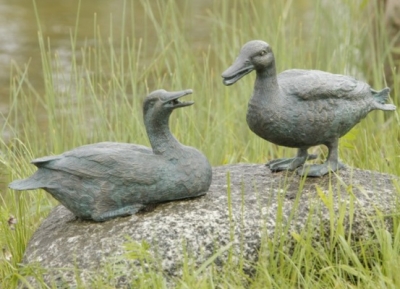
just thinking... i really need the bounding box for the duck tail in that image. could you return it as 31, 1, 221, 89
372, 87, 396, 111
9, 178, 41, 191
8, 171, 44, 191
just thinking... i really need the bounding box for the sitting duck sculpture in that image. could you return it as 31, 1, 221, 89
9, 89, 212, 221
222, 40, 396, 177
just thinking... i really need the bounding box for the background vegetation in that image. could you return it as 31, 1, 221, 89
0, 0, 399, 287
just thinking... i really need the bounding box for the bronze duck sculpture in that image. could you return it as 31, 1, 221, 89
9, 89, 212, 221
222, 40, 396, 177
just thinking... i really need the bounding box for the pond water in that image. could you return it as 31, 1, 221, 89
0, 0, 218, 140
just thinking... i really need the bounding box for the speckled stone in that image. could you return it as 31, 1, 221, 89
21, 164, 399, 288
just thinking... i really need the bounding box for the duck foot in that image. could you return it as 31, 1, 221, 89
297, 161, 345, 177
267, 154, 318, 172
92, 204, 145, 222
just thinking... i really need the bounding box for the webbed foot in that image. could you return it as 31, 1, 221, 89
297, 161, 345, 177
267, 154, 317, 172
92, 204, 145, 222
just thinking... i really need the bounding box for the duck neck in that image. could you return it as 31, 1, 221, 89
145, 112, 182, 156
251, 63, 279, 106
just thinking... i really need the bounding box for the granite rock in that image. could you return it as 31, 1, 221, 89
21, 164, 399, 287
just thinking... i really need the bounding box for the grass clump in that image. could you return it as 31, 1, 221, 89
1, 0, 400, 287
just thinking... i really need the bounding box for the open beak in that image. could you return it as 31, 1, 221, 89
221, 56, 254, 86
163, 89, 194, 108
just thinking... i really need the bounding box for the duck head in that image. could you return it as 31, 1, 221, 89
143, 89, 194, 120
222, 40, 274, 86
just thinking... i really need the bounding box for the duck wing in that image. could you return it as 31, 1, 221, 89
31, 142, 159, 185
279, 69, 368, 100
32, 142, 152, 165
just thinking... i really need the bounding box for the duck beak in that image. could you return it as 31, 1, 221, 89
221, 56, 254, 86
163, 89, 194, 108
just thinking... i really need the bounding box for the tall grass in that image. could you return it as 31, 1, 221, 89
0, 0, 399, 287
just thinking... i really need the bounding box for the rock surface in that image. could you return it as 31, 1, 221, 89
21, 164, 399, 287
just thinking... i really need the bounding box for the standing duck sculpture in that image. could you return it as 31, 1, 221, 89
222, 40, 396, 177
9, 89, 212, 221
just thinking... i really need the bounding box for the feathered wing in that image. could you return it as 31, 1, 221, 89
9, 143, 160, 190
278, 69, 368, 100
30, 142, 152, 166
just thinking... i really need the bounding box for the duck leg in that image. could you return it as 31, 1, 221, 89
267, 148, 317, 172
92, 204, 145, 222
297, 139, 345, 177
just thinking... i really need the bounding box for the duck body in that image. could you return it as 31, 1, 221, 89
247, 69, 386, 147
9, 90, 212, 221
222, 40, 396, 176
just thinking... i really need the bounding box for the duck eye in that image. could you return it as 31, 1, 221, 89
260, 50, 266, 56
